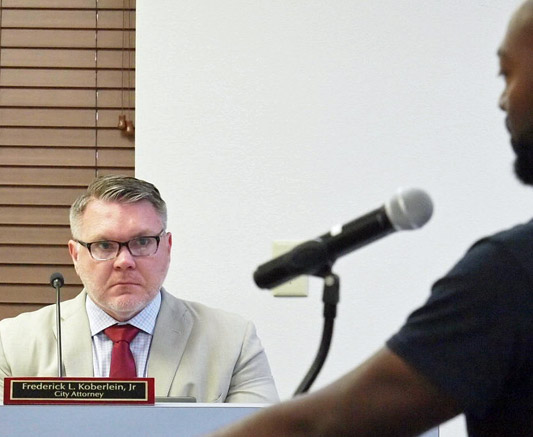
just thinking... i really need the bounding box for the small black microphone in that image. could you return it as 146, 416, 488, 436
49, 272, 65, 377
50, 272, 64, 289
253, 188, 433, 289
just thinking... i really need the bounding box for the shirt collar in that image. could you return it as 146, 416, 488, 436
85, 290, 162, 337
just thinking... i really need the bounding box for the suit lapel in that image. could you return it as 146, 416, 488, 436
50, 289, 192, 387
54, 291, 94, 376
147, 289, 192, 396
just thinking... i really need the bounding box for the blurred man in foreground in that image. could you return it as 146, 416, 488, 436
210, 1, 533, 435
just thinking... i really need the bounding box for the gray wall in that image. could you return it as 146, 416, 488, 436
136, 1, 525, 435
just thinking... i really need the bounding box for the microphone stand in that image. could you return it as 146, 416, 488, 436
294, 270, 339, 396
50, 274, 64, 378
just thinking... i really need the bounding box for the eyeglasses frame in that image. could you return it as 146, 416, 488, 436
75, 229, 166, 261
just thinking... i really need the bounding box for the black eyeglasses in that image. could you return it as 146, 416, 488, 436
76, 230, 166, 261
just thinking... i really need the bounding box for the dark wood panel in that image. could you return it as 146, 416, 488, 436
0, 284, 80, 304
2, 48, 98, 68
0, 108, 95, 127
98, 90, 135, 109
0, 147, 95, 167
96, 168, 134, 177
2, 29, 97, 48
0, 128, 133, 148
0, 225, 71, 244
0, 187, 84, 206
0, 246, 72, 264
1, 29, 133, 50
97, 109, 135, 128
0, 0, 135, 319
98, 129, 134, 148
97, 50, 135, 69
0, 168, 97, 185
2, 10, 97, 28
0, 69, 95, 88
0, 128, 95, 146
2, 10, 131, 29
0, 90, 134, 109
2, 0, 135, 8
97, 148, 135, 168
0, 265, 81, 284
0, 89, 97, 108
0, 206, 69, 225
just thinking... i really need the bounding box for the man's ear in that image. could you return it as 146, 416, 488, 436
167, 232, 173, 251
68, 239, 80, 264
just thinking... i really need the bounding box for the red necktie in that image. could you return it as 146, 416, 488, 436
104, 324, 140, 378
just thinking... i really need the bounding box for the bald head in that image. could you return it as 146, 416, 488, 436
507, 0, 533, 46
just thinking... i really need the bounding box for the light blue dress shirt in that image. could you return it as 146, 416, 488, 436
85, 291, 161, 378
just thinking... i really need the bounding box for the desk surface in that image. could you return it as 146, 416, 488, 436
0, 403, 261, 437
0, 403, 439, 437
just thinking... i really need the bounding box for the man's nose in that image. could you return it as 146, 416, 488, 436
498, 90, 507, 111
113, 245, 136, 269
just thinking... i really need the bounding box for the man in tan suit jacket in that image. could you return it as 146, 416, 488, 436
0, 175, 278, 404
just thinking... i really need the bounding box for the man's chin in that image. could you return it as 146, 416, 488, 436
103, 296, 148, 321
511, 134, 533, 185
514, 155, 533, 185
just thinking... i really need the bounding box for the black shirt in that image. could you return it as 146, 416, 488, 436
387, 221, 533, 436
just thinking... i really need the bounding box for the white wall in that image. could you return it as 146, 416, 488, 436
136, 1, 527, 435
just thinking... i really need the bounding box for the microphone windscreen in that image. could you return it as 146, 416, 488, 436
50, 272, 65, 288
385, 188, 433, 231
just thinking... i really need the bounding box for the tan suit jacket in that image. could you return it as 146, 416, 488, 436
0, 289, 279, 403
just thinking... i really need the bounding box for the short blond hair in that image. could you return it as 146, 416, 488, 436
70, 175, 167, 238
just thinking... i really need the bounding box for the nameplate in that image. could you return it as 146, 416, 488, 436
3, 377, 155, 405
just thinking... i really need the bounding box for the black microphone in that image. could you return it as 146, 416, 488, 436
50, 272, 64, 289
253, 188, 433, 289
49, 272, 65, 377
